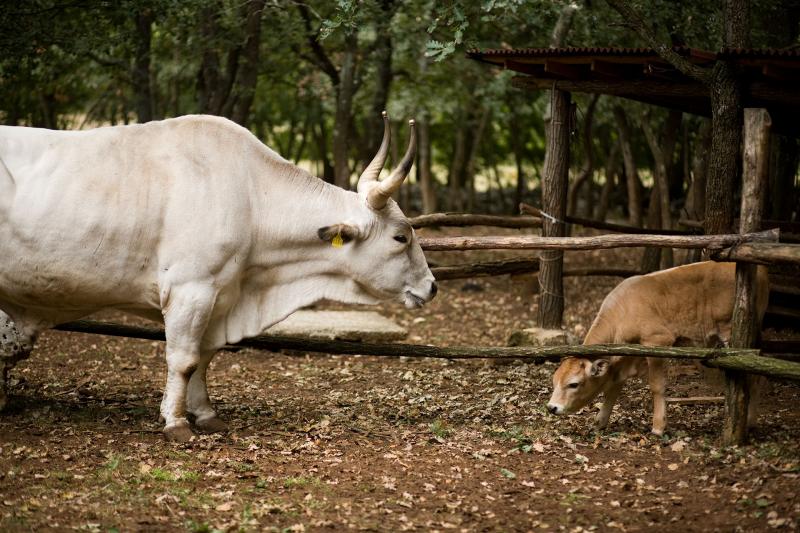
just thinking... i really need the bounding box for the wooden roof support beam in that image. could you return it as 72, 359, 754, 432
762, 64, 800, 81
544, 59, 584, 79
590, 59, 640, 79
504, 60, 545, 76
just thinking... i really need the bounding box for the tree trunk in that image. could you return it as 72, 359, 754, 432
568, 95, 599, 217
465, 107, 490, 212
333, 34, 358, 189
613, 106, 642, 227
595, 140, 620, 221
448, 122, 468, 211
132, 9, 154, 123
361, 1, 395, 168
642, 110, 682, 268
230, 0, 266, 127
538, 90, 571, 329
705, 62, 742, 235
417, 114, 437, 214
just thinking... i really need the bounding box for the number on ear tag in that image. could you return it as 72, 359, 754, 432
332, 232, 344, 248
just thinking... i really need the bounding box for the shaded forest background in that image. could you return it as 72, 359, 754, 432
1, 0, 799, 223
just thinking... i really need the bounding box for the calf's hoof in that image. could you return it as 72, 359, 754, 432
650, 427, 664, 437
195, 416, 229, 433
163, 422, 194, 442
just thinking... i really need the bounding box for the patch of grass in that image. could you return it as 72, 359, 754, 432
104, 455, 121, 472
180, 470, 200, 483
560, 492, 588, 506
283, 476, 320, 489
429, 419, 450, 439
186, 520, 223, 533
230, 461, 254, 473
149, 467, 176, 482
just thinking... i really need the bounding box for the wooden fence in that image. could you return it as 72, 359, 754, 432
45, 109, 800, 446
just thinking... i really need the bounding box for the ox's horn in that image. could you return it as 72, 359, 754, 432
357, 111, 391, 195
368, 118, 416, 210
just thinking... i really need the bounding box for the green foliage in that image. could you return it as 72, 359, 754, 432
1, 0, 794, 215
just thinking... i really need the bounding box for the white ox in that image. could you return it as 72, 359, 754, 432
0, 113, 436, 441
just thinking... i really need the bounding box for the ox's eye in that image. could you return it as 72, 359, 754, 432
567, 382, 580, 389
394, 235, 408, 244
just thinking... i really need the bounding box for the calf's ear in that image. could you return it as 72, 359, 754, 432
317, 223, 359, 246
590, 358, 610, 377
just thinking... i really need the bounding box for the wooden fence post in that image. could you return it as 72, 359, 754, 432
538, 89, 571, 329
724, 108, 771, 445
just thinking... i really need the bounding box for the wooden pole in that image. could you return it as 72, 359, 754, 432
724, 108, 771, 445
429, 259, 641, 281
538, 88, 571, 329
409, 213, 542, 229
521, 203, 695, 235
418, 228, 778, 251
712, 242, 800, 265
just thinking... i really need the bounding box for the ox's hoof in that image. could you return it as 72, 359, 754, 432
195, 416, 229, 433
163, 422, 194, 442
650, 428, 665, 437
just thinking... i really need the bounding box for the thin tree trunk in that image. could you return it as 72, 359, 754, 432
613, 106, 642, 227
568, 95, 599, 216
595, 140, 620, 221
417, 114, 437, 213
230, 0, 266, 126
132, 9, 153, 123
361, 0, 395, 168
465, 107, 490, 212
332, 35, 357, 189
448, 123, 468, 211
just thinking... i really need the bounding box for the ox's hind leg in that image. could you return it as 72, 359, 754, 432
0, 311, 36, 411
160, 283, 218, 442
186, 349, 228, 433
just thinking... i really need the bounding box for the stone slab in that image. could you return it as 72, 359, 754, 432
265, 310, 407, 342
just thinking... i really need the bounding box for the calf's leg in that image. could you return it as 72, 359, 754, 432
646, 357, 667, 436
595, 381, 624, 430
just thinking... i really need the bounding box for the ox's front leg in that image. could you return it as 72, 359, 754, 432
186, 349, 228, 433
160, 283, 216, 442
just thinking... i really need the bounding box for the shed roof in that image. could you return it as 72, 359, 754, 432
468, 47, 800, 135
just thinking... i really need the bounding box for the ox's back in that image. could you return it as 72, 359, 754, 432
0, 116, 278, 311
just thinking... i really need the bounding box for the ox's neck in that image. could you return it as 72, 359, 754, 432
210, 158, 380, 346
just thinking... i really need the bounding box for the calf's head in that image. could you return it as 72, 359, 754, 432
547, 357, 611, 415
317, 112, 436, 309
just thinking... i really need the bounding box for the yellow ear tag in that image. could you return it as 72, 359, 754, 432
331, 232, 344, 248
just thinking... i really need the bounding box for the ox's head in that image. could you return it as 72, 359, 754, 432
547, 357, 611, 415
317, 112, 437, 309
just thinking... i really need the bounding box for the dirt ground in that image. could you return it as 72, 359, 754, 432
1, 228, 799, 532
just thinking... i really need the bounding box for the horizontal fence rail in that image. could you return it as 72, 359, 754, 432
713, 242, 800, 265
410, 213, 542, 229
52, 320, 800, 382
419, 229, 779, 252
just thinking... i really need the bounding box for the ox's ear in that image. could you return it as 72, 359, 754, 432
317, 224, 359, 246
589, 358, 610, 377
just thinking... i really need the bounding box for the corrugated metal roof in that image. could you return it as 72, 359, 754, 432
467, 46, 693, 58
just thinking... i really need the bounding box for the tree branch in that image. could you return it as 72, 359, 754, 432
603, 0, 711, 84
296, 3, 340, 85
